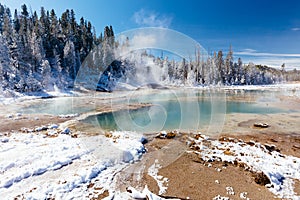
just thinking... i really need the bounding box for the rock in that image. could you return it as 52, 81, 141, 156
166, 131, 176, 139
156, 131, 167, 139
60, 127, 70, 134
293, 144, 300, 149
1, 137, 9, 143
122, 151, 134, 163
48, 124, 59, 129
126, 186, 146, 199
155, 131, 176, 139
264, 144, 278, 152
34, 126, 48, 132
253, 122, 269, 128
71, 132, 78, 138
194, 134, 204, 140
224, 149, 233, 156
246, 140, 256, 146
140, 136, 148, 144
253, 171, 271, 186
105, 132, 113, 138
6, 114, 13, 119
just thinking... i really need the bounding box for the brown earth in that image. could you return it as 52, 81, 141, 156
0, 114, 69, 133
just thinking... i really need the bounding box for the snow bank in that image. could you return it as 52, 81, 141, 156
0, 131, 146, 199
189, 134, 300, 199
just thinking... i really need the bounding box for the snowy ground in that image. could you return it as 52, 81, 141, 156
188, 134, 300, 199
1, 120, 300, 199
0, 128, 153, 199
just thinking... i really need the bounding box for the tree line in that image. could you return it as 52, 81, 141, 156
0, 3, 114, 95
1, 3, 299, 95
130, 46, 300, 85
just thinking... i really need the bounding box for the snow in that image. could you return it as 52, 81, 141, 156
0, 130, 146, 199
225, 186, 235, 195
239, 192, 250, 200
189, 134, 300, 199
212, 195, 230, 200
148, 159, 169, 195
124, 185, 180, 200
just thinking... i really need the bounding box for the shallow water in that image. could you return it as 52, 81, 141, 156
81, 89, 290, 133
20, 97, 93, 115
18, 87, 297, 133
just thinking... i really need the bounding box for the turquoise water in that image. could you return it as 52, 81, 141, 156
21, 97, 96, 115
20, 89, 289, 133
82, 89, 286, 132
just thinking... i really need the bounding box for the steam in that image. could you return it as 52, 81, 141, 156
131, 33, 157, 49
116, 27, 208, 60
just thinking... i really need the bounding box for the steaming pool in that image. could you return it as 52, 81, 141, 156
19, 87, 298, 133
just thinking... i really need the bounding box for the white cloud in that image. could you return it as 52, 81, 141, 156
236, 49, 300, 57
132, 9, 172, 28
291, 27, 300, 31
235, 49, 300, 70
242, 48, 256, 53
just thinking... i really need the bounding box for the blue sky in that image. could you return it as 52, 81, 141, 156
1, 0, 300, 69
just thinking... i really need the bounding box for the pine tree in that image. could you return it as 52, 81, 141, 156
0, 36, 11, 89
60, 9, 70, 37
225, 45, 233, 84
20, 4, 29, 36
102, 25, 115, 67
13, 9, 20, 33
41, 59, 52, 89
237, 57, 243, 84
215, 50, 224, 84
2, 8, 13, 39
0, 4, 5, 34
63, 40, 77, 79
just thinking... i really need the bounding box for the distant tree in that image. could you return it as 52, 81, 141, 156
281, 63, 285, 72
225, 45, 233, 84
0, 3, 5, 34
2, 8, 13, 38
13, 9, 20, 33
20, 4, 29, 36
102, 25, 115, 66
0, 36, 11, 88
215, 50, 224, 84
60, 9, 70, 37
21, 4, 29, 17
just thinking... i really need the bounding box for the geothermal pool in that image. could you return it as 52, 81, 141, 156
19, 87, 296, 133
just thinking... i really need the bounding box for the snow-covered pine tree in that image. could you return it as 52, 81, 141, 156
215, 50, 224, 84
225, 45, 233, 85
0, 4, 5, 34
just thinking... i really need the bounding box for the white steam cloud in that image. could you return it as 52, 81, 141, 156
131, 33, 157, 48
